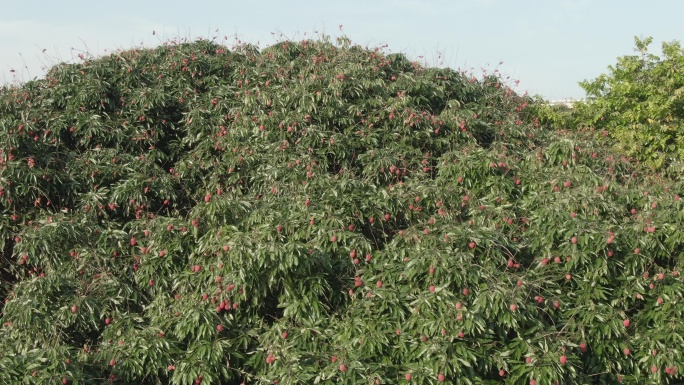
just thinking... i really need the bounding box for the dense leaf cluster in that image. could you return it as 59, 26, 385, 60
1, 34, 684, 385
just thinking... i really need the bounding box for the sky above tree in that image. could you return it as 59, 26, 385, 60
1, 0, 682, 99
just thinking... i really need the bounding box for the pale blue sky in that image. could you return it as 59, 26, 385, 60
1, 0, 682, 99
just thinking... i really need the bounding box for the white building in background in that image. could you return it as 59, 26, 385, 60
546, 99, 585, 109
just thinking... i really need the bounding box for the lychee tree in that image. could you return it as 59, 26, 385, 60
1, 33, 684, 385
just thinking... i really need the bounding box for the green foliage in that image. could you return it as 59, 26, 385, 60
530, 99, 578, 130
1, 33, 684, 385
576, 36, 684, 171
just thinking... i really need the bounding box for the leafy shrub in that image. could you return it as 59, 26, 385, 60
1, 34, 683, 385
531, 99, 577, 131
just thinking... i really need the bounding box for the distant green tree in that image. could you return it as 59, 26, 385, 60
577, 36, 684, 171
